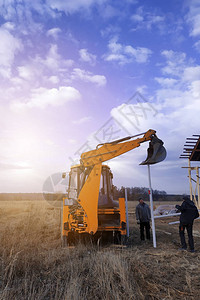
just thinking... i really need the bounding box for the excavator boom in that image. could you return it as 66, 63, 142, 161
80, 129, 165, 167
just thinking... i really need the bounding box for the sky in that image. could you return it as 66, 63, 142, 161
1, 0, 200, 194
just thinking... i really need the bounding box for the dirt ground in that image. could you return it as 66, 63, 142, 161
0, 200, 199, 300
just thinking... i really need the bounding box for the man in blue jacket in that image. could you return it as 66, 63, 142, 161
176, 196, 199, 252
136, 198, 151, 241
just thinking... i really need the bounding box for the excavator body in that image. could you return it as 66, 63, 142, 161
62, 164, 126, 245
62, 129, 166, 245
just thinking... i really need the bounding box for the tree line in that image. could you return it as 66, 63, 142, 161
113, 186, 170, 201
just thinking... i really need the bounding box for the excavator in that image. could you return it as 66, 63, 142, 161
62, 129, 166, 245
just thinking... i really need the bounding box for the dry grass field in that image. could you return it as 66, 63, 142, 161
0, 199, 200, 300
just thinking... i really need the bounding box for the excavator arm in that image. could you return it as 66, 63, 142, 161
80, 129, 162, 167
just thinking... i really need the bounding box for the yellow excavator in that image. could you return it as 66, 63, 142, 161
62, 129, 166, 245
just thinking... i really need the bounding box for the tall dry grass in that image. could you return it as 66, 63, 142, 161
0, 200, 199, 300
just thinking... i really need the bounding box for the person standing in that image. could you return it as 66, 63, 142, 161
136, 198, 151, 241
176, 196, 199, 252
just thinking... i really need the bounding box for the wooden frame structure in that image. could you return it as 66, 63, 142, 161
180, 135, 200, 209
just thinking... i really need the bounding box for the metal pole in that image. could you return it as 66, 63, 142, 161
169, 216, 200, 225
125, 188, 129, 237
154, 212, 181, 219
147, 165, 156, 248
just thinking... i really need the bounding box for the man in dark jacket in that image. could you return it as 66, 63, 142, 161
136, 198, 151, 240
176, 196, 199, 252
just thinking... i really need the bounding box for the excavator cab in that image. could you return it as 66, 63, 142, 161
140, 135, 166, 165
98, 166, 119, 208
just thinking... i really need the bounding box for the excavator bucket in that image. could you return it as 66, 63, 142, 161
140, 135, 167, 165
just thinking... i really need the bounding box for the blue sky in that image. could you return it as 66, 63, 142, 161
1, 0, 200, 194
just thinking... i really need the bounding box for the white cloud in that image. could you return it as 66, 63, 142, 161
71, 68, 107, 86
42, 44, 73, 70
190, 80, 200, 97
0, 1, 56, 22
46, 0, 106, 14
45, 44, 60, 69
100, 24, 121, 38
155, 77, 178, 87
105, 53, 129, 64
11, 86, 81, 110
101, 4, 122, 19
154, 49, 200, 130
136, 85, 148, 94
130, 6, 165, 31
146, 15, 165, 30
161, 50, 187, 77
131, 14, 144, 22
183, 66, 200, 82
194, 40, 200, 52
79, 48, 96, 65
131, 6, 144, 22
0, 42, 76, 111
186, 0, 200, 36
155, 88, 190, 108
0, 67, 11, 78
104, 36, 152, 64
108, 37, 123, 53
0, 1, 54, 35
159, 50, 200, 98
18, 65, 34, 81
15, 44, 73, 89
2, 22, 15, 31
125, 45, 152, 63
73, 116, 92, 125
109, 90, 200, 193
150, 49, 200, 161
0, 0, 123, 24
47, 27, 62, 39
49, 75, 59, 84
161, 50, 185, 60
0, 27, 22, 78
